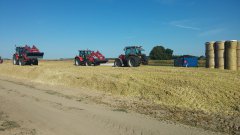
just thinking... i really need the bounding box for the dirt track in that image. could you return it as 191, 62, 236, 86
0, 76, 222, 135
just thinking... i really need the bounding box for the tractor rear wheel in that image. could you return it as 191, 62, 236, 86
75, 58, 81, 66
114, 58, 123, 67
127, 56, 140, 67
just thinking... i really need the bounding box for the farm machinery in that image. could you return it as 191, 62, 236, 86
75, 50, 108, 66
114, 46, 148, 67
0, 56, 3, 64
13, 45, 44, 66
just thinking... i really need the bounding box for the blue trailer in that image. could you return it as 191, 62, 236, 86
174, 55, 198, 67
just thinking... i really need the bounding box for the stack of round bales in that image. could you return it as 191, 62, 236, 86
205, 42, 215, 68
237, 40, 240, 70
225, 40, 237, 70
214, 41, 225, 69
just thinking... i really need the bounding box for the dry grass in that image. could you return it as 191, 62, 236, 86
0, 60, 239, 133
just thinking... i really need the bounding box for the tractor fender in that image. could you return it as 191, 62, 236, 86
14, 54, 19, 60
88, 57, 94, 62
119, 54, 125, 60
75, 56, 83, 62
118, 58, 123, 65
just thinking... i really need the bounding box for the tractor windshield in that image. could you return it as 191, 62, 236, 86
16, 47, 24, 54
125, 47, 144, 55
86, 51, 92, 55
79, 50, 92, 57
135, 48, 141, 54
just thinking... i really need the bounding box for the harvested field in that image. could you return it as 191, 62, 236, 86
0, 60, 239, 134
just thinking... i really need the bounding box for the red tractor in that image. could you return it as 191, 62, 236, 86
75, 50, 108, 66
0, 56, 3, 64
13, 45, 44, 66
114, 46, 148, 67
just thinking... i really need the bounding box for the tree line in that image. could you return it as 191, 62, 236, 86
149, 46, 205, 60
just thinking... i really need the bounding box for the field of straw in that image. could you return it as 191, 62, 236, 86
0, 60, 239, 134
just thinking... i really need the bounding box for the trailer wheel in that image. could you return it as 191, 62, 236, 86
127, 56, 140, 67
114, 58, 123, 67
75, 58, 80, 66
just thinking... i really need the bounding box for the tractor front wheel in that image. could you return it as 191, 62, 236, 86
114, 58, 123, 67
75, 58, 81, 66
19, 59, 25, 66
13, 56, 19, 65
127, 56, 140, 67
13, 58, 17, 65
85, 60, 92, 66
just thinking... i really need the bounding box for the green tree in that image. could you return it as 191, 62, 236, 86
198, 55, 206, 60
149, 46, 173, 60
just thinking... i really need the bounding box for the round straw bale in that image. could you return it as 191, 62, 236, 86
225, 40, 237, 70
214, 41, 225, 69
205, 42, 215, 68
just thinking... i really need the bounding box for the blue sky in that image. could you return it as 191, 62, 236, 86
0, 0, 239, 59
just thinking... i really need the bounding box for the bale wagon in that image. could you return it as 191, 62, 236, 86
13, 45, 44, 66
75, 50, 108, 66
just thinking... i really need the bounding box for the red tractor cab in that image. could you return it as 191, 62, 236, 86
13, 45, 44, 66
114, 46, 148, 67
75, 50, 108, 66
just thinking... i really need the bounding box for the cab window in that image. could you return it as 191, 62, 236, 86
125, 48, 131, 55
